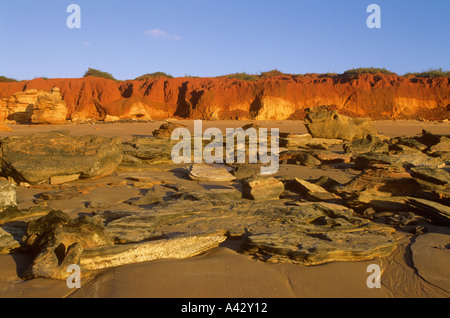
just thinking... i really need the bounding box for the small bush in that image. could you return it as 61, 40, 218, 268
135, 72, 174, 80
223, 72, 260, 81
84, 68, 117, 81
260, 69, 285, 77
343, 67, 396, 76
404, 68, 450, 78
0, 76, 18, 82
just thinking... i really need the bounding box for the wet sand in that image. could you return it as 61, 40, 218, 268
0, 120, 449, 299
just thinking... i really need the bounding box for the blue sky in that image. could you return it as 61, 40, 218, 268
0, 0, 449, 80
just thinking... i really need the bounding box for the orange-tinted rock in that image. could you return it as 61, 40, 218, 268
0, 73, 448, 122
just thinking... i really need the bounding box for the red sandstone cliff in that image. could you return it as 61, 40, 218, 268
0, 73, 449, 122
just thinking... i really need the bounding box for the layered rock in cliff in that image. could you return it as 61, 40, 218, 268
30, 87, 68, 124
0, 73, 448, 122
0, 87, 67, 124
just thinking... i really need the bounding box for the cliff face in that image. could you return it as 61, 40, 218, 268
0, 73, 449, 122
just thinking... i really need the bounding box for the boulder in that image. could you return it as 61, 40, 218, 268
0, 131, 123, 184
294, 178, 342, 203
279, 150, 321, 166
354, 153, 403, 169
121, 137, 177, 165
242, 175, 284, 201
344, 134, 389, 154
304, 107, 377, 141
30, 87, 68, 125
153, 122, 187, 137
23, 211, 115, 280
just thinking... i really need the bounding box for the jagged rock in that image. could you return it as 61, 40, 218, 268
121, 137, 177, 165
344, 134, 389, 154
279, 133, 342, 150
304, 107, 377, 141
230, 164, 261, 179
0, 227, 20, 254
310, 150, 351, 164
309, 176, 341, 192
23, 211, 114, 280
30, 87, 68, 125
397, 153, 445, 169
395, 138, 428, 151
152, 122, 187, 137
410, 167, 450, 187
128, 185, 168, 206
335, 167, 421, 198
242, 175, 284, 201
407, 198, 450, 226
0, 179, 16, 210
294, 178, 342, 203
34, 187, 81, 202
354, 153, 403, 169
86, 201, 112, 210
0, 131, 123, 184
0, 205, 53, 226
188, 164, 236, 182
279, 150, 321, 166
345, 193, 411, 212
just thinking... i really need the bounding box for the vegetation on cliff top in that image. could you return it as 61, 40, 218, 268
83, 68, 117, 81
404, 68, 450, 78
0, 76, 18, 83
135, 72, 174, 80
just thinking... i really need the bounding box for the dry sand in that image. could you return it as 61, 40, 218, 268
0, 120, 449, 299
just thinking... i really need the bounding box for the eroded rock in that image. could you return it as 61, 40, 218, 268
304, 107, 377, 141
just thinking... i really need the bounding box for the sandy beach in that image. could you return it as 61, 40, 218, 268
0, 120, 449, 299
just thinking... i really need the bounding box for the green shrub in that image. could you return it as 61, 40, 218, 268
0, 76, 18, 82
83, 68, 117, 81
260, 69, 285, 77
404, 68, 450, 78
223, 72, 260, 81
343, 67, 396, 76
135, 72, 174, 80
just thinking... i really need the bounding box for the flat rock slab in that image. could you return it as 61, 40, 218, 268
0, 131, 123, 184
407, 198, 450, 226
96, 200, 398, 266
188, 164, 236, 182
79, 230, 227, 271
411, 230, 450, 292
242, 175, 285, 200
